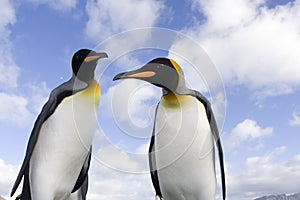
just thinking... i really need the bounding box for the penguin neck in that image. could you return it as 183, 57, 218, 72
162, 88, 188, 104
72, 74, 95, 84
71, 75, 95, 91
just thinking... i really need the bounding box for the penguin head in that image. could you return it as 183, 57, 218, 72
71, 49, 108, 83
113, 58, 186, 94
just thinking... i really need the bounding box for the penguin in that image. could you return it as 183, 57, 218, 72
10, 49, 108, 200
113, 58, 226, 200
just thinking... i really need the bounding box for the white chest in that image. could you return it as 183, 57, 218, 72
155, 96, 214, 167
29, 83, 100, 199
34, 88, 99, 159
154, 96, 216, 199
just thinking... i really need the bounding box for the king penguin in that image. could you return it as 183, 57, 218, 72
10, 49, 108, 200
113, 58, 226, 200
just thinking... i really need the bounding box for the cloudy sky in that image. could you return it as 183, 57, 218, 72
0, 0, 300, 199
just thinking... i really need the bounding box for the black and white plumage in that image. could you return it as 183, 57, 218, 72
113, 58, 226, 200
11, 49, 107, 200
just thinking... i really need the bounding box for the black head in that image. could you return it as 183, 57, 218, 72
71, 49, 108, 83
113, 58, 185, 93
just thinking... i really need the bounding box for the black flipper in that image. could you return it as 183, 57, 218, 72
72, 146, 92, 195
148, 105, 163, 199
191, 90, 226, 200
16, 165, 31, 200
10, 78, 88, 198
80, 174, 89, 200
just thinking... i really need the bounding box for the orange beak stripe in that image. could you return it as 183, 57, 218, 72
84, 55, 101, 62
128, 71, 156, 78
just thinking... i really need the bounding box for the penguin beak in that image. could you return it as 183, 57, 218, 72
84, 52, 108, 62
113, 68, 156, 81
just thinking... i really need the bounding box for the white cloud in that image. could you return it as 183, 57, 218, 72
88, 137, 154, 199
0, 158, 20, 198
289, 108, 300, 127
0, 0, 19, 89
0, 81, 50, 126
85, 0, 164, 43
88, 161, 154, 200
225, 119, 273, 150
93, 128, 151, 172
26, 0, 78, 11
0, 93, 33, 125
192, 0, 264, 32
135, 142, 149, 154
0, 0, 16, 35
227, 147, 300, 200
0, 44, 18, 90
25, 81, 50, 114
0, 62, 19, 89
186, 0, 300, 97
100, 79, 160, 137
94, 145, 142, 172
0, 0, 51, 127
253, 84, 295, 106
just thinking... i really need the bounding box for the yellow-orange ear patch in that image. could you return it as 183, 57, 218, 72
170, 59, 181, 75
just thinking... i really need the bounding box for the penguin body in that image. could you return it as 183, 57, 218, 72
29, 80, 99, 200
154, 95, 216, 200
113, 58, 225, 200
11, 49, 107, 200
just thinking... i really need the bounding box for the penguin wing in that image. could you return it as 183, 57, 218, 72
148, 105, 163, 198
11, 79, 88, 197
72, 146, 92, 194
191, 90, 226, 200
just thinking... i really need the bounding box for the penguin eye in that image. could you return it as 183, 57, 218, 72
76, 55, 83, 60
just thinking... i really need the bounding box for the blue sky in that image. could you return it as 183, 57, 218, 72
0, 0, 300, 199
